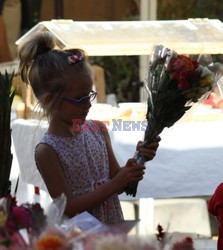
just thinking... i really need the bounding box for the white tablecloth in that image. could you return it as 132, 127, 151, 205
12, 118, 223, 200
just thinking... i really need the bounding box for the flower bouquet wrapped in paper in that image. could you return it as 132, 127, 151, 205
0, 195, 46, 249
0, 193, 69, 249
125, 45, 222, 197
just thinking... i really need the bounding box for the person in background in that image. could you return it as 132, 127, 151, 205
0, 0, 12, 62
18, 31, 160, 224
208, 184, 223, 250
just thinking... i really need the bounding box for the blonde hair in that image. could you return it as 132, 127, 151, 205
18, 31, 92, 118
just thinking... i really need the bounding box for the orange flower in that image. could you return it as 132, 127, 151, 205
35, 235, 66, 250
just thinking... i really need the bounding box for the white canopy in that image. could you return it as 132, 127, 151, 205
16, 18, 223, 56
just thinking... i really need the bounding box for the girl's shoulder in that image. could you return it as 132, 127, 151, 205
35, 142, 60, 172
35, 143, 57, 161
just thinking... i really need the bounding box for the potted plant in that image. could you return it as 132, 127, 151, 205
0, 71, 15, 197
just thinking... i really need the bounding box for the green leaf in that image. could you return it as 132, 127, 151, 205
0, 70, 15, 197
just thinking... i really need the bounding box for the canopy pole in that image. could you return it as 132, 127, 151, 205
54, 0, 64, 19
139, 0, 157, 101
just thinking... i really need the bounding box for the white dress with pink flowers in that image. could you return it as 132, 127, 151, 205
37, 121, 124, 224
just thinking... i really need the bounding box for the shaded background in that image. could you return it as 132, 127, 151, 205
2, 0, 223, 102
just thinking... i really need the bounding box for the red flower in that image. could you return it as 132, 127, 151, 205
178, 79, 190, 90
168, 55, 198, 72
12, 206, 32, 229
168, 55, 198, 91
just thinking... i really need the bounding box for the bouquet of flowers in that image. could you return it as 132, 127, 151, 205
0, 194, 69, 249
125, 45, 221, 197
0, 195, 46, 249
0, 196, 197, 250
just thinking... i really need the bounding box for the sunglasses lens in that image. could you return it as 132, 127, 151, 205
64, 92, 97, 105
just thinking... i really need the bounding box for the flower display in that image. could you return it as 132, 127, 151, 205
0, 198, 197, 250
0, 195, 46, 249
125, 44, 221, 197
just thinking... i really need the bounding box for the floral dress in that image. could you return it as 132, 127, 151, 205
38, 121, 124, 224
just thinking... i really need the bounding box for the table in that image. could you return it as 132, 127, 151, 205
194, 238, 217, 249
11, 117, 223, 200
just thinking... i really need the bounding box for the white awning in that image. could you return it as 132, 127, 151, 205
16, 19, 223, 56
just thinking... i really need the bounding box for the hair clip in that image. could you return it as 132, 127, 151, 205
67, 52, 84, 64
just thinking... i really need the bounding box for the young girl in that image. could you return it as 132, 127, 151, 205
18, 31, 159, 224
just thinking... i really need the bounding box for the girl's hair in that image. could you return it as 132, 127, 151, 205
18, 31, 92, 118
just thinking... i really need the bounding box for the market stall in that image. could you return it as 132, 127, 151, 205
12, 18, 223, 194
6, 20, 223, 247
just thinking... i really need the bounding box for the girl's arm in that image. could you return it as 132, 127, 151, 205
99, 122, 160, 179
35, 143, 144, 217
99, 122, 159, 194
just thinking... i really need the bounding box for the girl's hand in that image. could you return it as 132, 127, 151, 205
136, 136, 160, 161
113, 158, 145, 190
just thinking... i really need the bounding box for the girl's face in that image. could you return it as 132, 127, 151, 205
55, 72, 94, 125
